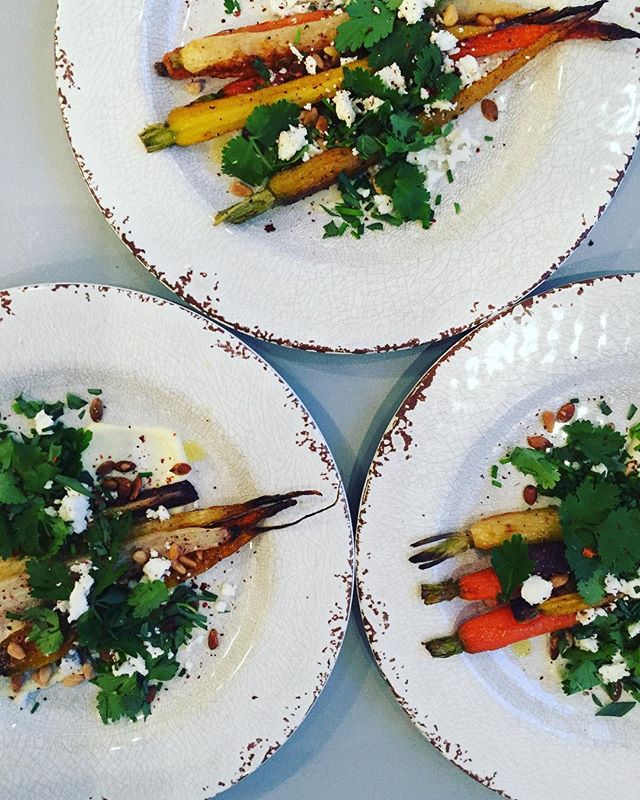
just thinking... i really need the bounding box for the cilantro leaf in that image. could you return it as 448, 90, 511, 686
0, 472, 27, 504
27, 558, 74, 601
491, 534, 535, 601
128, 580, 170, 619
18, 607, 64, 655
577, 570, 607, 605
221, 136, 273, 186
245, 100, 300, 146
94, 673, 148, 724
562, 660, 600, 694
595, 701, 636, 717
563, 420, 626, 467
342, 67, 397, 102
368, 19, 433, 73
66, 393, 87, 410
390, 162, 432, 228
413, 45, 443, 89
507, 447, 560, 489
598, 508, 640, 574
224, 0, 241, 13
335, 0, 395, 52
12, 394, 43, 419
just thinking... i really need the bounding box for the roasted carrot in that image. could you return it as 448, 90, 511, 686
425, 605, 577, 657
422, 567, 502, 604
221, 75, 267, 96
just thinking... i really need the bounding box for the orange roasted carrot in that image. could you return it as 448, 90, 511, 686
220, 75, 267, 96
425, 605, 577, 657
422, 567, 501, 604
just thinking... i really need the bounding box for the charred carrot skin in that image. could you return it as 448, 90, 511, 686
425, 606, 577, 657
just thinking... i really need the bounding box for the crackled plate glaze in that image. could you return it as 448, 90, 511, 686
0, 284, 352, 800
357, 276, 640, 798
54, 1, 639, 352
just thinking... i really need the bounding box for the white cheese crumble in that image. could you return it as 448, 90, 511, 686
397, 0, 430, 25
520, 574, 553, 606
144, 641, 165, 660
591, 463, 608, 475
598, 651, 630, 684
112, 653, 148, 677
406, 124, 474, 192
58, 489, 92, 534
373, 194, 394, 215
56, 561, 95, 622
363, 95, 384, 113
456, 54, 483, 86
143, 556, 172, 582
628, 621, 640, 638
604, 573, 625, 596
33, 409, 55, 435
333, 90, 356, 127
301, 142, 323, 162
430, 99, 456, 111
304, 54, 318, 74
430, 28, 459, 52
375, 63, 407, 95
277, 124, 308, 160
145, 505, 171, 522
219, 582, 237, 598
575, 636, 599, 653
214, 600, 228, 613
44, 506, 58, 517
43, 480, 53, 490
576, 606, 609, 625
289, 42, 304, 61
340, 56, 358, 66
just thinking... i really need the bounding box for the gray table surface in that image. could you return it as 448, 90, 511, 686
3, 3, 639, 798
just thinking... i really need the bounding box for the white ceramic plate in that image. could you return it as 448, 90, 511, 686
357, 275, 640, 799
0, 284, 352, 800
54, 1, 639, 353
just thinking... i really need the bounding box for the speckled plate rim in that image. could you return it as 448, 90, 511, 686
355, 272, 637, 797
53, 2, 640, 354
0, 282, 354, 800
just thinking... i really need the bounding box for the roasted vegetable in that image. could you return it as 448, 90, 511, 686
425, 605, 577, 657
140, 61, 366, 151
0, 625, 75, 677
104, 479, 199, 516
158, 10, 340, 79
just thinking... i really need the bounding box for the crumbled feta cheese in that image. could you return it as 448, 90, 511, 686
301, 142, 323, 162
340, 56, 358, 65
56, 561, 94, 622
628, 621, 640, 638
214, 600, 228, 613
604, 573, 625, 596
407, 124, 474, 192
34, 409, 54, 435
598, 651, 630, 684
363, 95, 384, 113
289, 42, 304, 61
373, 194, 394, 215
58, 489, 92, 534
420, 87, 430, 100
150, 549, 159, 558
43, 480, 53, 490
143, 556, 172, 582
44, 506, 58, 517
112, 653, 148, 677
577, 606, 608, 625
357, 187, 371, 198
623, 577, 640, 598
277, 124, 308, 160
575, 636, 599, 653
144, 641, 165, 660
375, 63, 407, 95
520, 574, 553, 606
397, 0, 429, 25
430, 99, 456, 111
304, 54, 318, 74
333, 90, 356, 127
456, 54, 483, 86
591, 463, 608, 475
220, 582, 237, 598
145, 505, 171, 522
430, 28, 459, 52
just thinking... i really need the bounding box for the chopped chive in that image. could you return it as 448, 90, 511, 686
78, 409, 86, 420
294, 26, 302, 43
628, 404, 638, 421
499, 456, 511, 464
53, 475, 92, 496
569, 397, 579, 404
490, 465, 498, 479
446, 169, 454, 183
367, 222, 384, 231
138, 471, 153, 478
491, 479, 502, 488
484, 135, 494, 142
87, 388, 102, 396
66, 393, 87, 410
599, 400, 613, 416
591, 692, 604, 708
595, 701, 636, 717
454, 202, 461, 215
434, 194, 441, 206
30, 701, 40, 714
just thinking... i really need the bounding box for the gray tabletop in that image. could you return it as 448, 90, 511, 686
3, 3, 640, 798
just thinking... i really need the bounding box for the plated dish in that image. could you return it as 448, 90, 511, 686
56, 0, 640, 351
357, 276, 640, 798
0, 285, 352, 800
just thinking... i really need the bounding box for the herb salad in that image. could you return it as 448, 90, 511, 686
417, 401, 640, 717
0, 392, 317, 723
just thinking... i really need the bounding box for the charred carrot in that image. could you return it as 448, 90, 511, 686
425, 605, 577, 657
422, 567, 502, 604
220, 75, 267, 96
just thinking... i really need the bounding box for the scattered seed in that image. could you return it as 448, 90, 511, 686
178, 554, 198, 569
115, 460, 136, 473
96, 459, 116, 477
230, 180, 253, 198
523, 485, 538, 506
115, 477, 132, 501
300, 106, 319, 127
82, 662, 95, 680
556, 402, 575, 423
541, 410, 556, 433
480, 98, 498, 121
171, 462, 192, 476
610, 680, 623, 702
7, 642, 26, 660
323, 45, 338, 57
62, 673, 85, 688
476, 13, 494, 26
89, 397, 103, 422
550, 573, 569, 588
493, 15, 506, 23
442, 2, 458, 25
208, 629, 219, 650
626, 460, 639, 476
10, 674, 24, 694
101, 477, 118, 491
195, 550, 204, 562
171, 560, 187, 575
33, 665, 52, 688
129, 475, 142, 501
132, 549, 149, 566
527, 435, 551, 451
